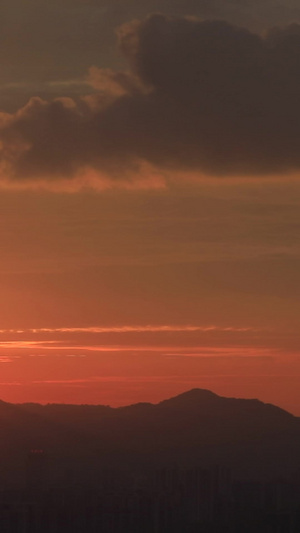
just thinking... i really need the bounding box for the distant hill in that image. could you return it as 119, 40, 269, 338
0, 389, 299, 487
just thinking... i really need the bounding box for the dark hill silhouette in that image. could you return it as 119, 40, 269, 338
0, 389, 299, 487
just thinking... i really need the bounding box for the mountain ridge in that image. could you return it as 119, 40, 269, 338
0, 389, 299, 486
2, 388, 295, 418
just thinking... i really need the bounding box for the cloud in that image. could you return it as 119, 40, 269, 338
0, 1, 299, 111
25, 325, 257, 334
2, 15, 300, 187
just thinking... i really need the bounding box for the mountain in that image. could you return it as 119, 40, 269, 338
0, 389, 299, 488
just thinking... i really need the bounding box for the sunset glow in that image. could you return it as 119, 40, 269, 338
0, 1, 300, 416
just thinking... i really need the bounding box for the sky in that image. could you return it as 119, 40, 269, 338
1, 0, 300, 413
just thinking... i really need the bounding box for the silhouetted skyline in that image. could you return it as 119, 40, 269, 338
1, 389, 300, 531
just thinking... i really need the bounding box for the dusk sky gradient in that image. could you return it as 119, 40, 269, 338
1, 0, 300, 413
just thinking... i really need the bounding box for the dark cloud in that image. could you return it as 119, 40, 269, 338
1, 0, 299, 100
2, 15, 300, 183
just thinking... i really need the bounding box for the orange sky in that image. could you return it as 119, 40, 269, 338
0, 186, 300, 413
1, 2, 300, 413
0, 324, 300, 413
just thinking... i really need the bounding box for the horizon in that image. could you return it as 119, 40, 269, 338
1, 387, 296, 418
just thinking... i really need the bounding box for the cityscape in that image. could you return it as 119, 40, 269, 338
2, 1, 300, 531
